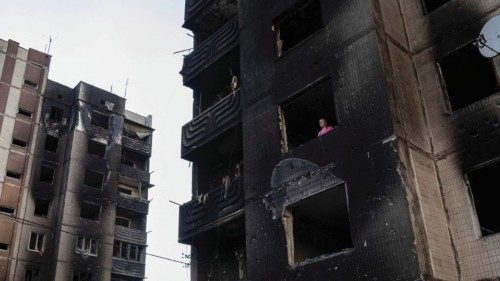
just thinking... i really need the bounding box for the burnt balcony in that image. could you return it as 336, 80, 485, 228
119, 164, 150, 183
117, 193, 149, 215
112, 259, 145, 279
114, 226, 147, 245
181, 89, 241, 160
178, 178, 244, 243
183, 0, 238, 34
122, 136, 152, 157
181, 16, 239, 86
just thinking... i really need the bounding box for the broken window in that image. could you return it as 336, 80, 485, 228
44, 135, 59, 153
0, 243, 7, 251
118, 188, 132, 196
88, 140, 106, 158
6, 171, 21, 180
76, 236, 98, 257
73, 272, 94, 281
91, 110, 110, 129
467, 160, 500, 236
0, 205, 15, 215
273, 0, 323, 57
113, 240, 144, 262
83, 169, 104, 189
284, 187, 352, 266
34, 198, 50, 218
118, 177, 141, 198
49, 106, 63, 122
279, 79, 337, 150
80, 202, 101, 221
115, 217, 131, 228
18, 108, 32, 118
439, 44, 498, 111
423, 0, 450, 13
24, 269, 40, 281
39, 165, 55, 184
12, 138, 27, 148
28, 232, 45, 253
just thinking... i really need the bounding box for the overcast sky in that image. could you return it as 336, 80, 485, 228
1, 1, 193, 280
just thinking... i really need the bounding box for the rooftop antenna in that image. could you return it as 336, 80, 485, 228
476, 15, 500, 58
44, 35, 54, 54
110, 85, 113, 93
124, 78, 129, 99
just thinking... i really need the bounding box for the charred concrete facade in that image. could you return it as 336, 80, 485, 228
0, 38, 154, 281
179, 1, 500, 281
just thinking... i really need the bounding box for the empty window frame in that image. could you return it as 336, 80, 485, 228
467, 160, 500, 237
283, 187, 352, 266
49, 106, 63, 122
44, 135, 59, 153
6, 171, 21, 180
279, 79, 337, 150
273, 0, 324, 57
80, 202, 101, 221
422, 0, 450, 13
24, 80, 38, 89
73, 272, 94, 281
113, 240, 144, 262
18, 108, 33, 118
28, 232, 45, 253
24, 269, 40, 281
34, 198, 50, 218
91, 110, 110, 129
75, 236, 98, 257
115, 217, 131, 228
83, 169, 104, 189
0, 205, 15, 215
439, 44, 499, 111
39, 165, 55, 184
12, 138, 28, 148
0, 242, 7, 251
88, 140, 106, 158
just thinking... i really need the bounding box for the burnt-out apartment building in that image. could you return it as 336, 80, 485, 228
178, 0, 500, 280
0, 39, 154, 281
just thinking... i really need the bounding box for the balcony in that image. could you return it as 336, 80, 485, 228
117, 194, 149, 215
181, 89, 241, 160
183, 0, 238, 32
114, 226, 147, 245
122, 136, 152, 156
112, 259, 145, 279
179, 178, 244, 243
119, 164, 150, 183
181, 16, 239, 85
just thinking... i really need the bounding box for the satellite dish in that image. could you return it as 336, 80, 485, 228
478, 16, 500, 58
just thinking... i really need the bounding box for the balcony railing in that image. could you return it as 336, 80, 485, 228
184, 0, 211, 22
179, 178, 244, 243
117, 194, 149, 215
112, 259, 145, 278
181, 89, 241, 160
114, 226, 147, 245
122, 136, 151, 156
180, 16, 238, 84
119, 164, 150, 183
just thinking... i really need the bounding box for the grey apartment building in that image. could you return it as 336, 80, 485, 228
0, 38, 154, 281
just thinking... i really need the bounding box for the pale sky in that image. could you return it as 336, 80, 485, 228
1, 1, 193, 280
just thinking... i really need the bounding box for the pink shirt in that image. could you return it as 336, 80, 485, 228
318, 126, 334, 137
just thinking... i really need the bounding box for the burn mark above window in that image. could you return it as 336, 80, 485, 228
49, 106, 63, 122
39, 165, 55, 184
423, 0, 450, 13
34, 198, 50, 218
83, 169, 104, 189
88, 140, 106, 158
273, 0, 324, 57
439, 44, 498, 111
467, 160, 500, 237
91, 110, 110, 129
80, 201, 101, 221
279, 78, 337, 151
44, 135, 59, 153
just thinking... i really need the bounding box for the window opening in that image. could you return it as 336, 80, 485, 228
118, 188, 132, 195
73, 272, 94, 281
49, 106, 63, 122
12, 138, 27, 148
18, 108, 32, 118
44, 135, 59, 153
0, 243, 8, 251
423, 0, 450, 13
113, 240, 144, 262
6, 171, 21, 180
76, 236, 98, 256
467, 160, 500, 236
115, 217, 131, 228
0, 205, 15, 215
39, 165, 55, 184
80, 202, 101, 221
273, 0, 323, 57
88, 140, 106, 158
34, 198, 50, 218
28, 233, 45, 253
83, 169, 104, 189
24, 80, 38, 89
91, 110, 110, 129
439, 44, 498, 111
24, 269, 40, 281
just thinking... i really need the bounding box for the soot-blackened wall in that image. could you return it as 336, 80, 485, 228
239, 0, 421, 280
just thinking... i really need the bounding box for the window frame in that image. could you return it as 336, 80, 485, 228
75, 235, 98, 257
28, 232, 45, 253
